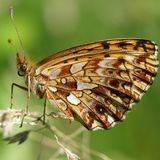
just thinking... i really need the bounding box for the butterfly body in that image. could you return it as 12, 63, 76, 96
16, 38, 159, 130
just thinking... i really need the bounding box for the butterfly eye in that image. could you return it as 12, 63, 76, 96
22, 64, 27, 70
17, 64, 27, 76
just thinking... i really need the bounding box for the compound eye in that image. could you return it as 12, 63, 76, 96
22, 64, 27, 70
17, 64, 27, 76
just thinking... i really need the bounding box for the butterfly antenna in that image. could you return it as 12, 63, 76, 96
9, 6, 24, 52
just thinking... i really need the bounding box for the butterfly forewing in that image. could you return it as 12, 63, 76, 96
32, 39, 158, 130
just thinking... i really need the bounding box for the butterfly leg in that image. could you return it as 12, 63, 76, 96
10, 83, 29, 127
42, 98, 47, 124
10, 83, 28, 108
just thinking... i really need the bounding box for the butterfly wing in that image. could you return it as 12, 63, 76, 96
34, 39, 159, 130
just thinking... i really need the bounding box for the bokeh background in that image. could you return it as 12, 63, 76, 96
0, 0, 160, 160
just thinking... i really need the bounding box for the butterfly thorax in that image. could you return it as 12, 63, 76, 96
29, 74, 48, 99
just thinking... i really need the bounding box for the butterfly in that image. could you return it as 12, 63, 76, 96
14, 38, 159, 130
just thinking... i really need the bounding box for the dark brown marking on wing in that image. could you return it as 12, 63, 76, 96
59, 65, 71, 77
118, 42, 131, 49
94, 104, 106, 114
64, 60, 68, 63
112, 59, 124, 68
109, 79, 120, 88
101, 42, 110, 49
134, 40, 152, 52
88, 48, 94, 51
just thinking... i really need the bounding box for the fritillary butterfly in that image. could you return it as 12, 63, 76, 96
15, 38, 159, 130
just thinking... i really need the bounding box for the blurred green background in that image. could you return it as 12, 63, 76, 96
0, 0, 160, 160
